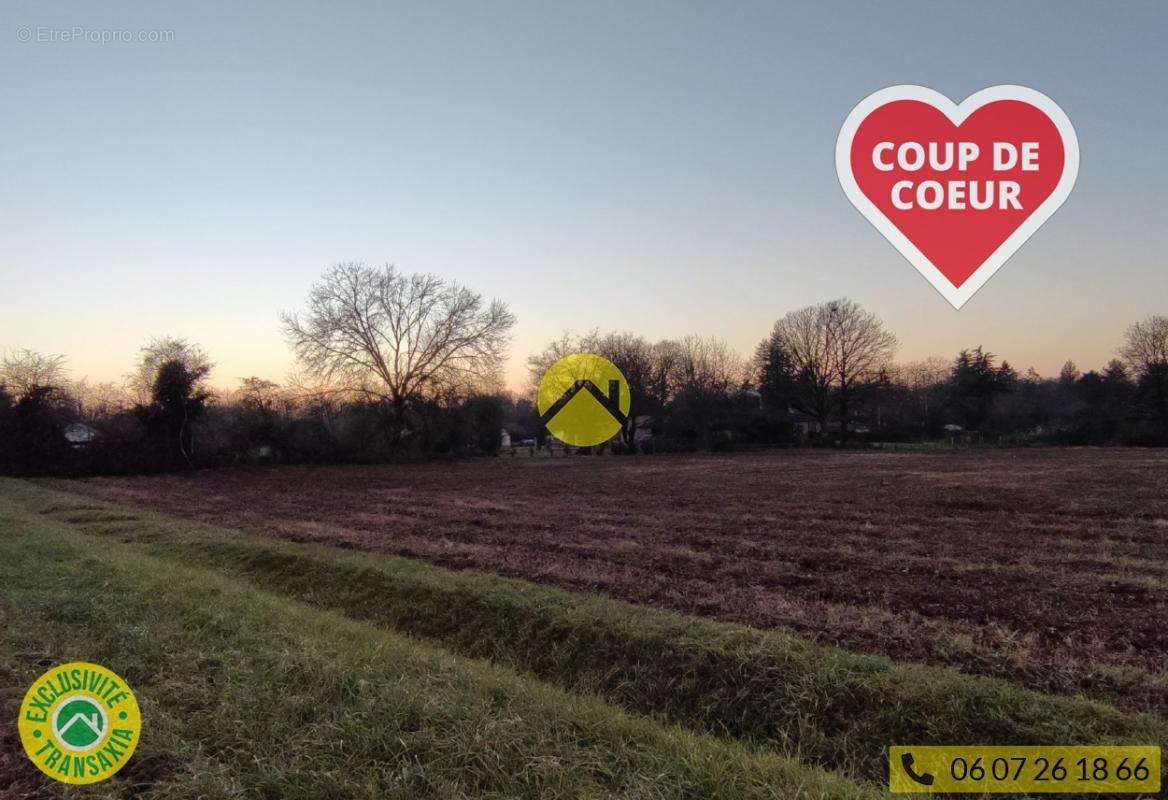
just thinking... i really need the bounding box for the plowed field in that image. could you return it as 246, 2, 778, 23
54, 448, 1168, 711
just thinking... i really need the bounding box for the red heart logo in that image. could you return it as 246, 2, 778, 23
836, 86, 1078, 308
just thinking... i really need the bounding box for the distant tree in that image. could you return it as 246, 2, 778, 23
903, 358, 953, 391
0, 385, 12, 470
762, 298, 897, 438
233, 377, 286, 456
642, 340, 680, 429
525, 332, 583, 387
1104, 358, 1133, 385
511, 397, 545, 445
996, 360, 1019, 389
137, 359, 211, 468
1101, 359, 1137, 417
860, 367, 900, 432
69, 379, 131, 422
761, 305, 834, 427
1058, 360, 1081, 385
237, 377, 283, 408
947, 346, 1016, 430
824, 299, 898, 439
1045, 357, 1142, 444
1053, 363, 1090, 434
1136, 364, 1168, 428
1, 350, 67, 398
591, 332, 669, 447
466, 394, 506, 455
283, 262, 515, 446
2, 386, 72, 474
128, 337, 212, 403
899, 357, 951, 434
667, 336, 744, 446
527, 331, 678, 449
0, 384, 15, 473
0, 351, 73, 474
669, 336, 743, 396
1121, 315, 1168, 428
752, 336, 800, 411
1120, 315, 1168, 376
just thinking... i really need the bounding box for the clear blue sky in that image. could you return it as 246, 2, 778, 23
2, 1, 1166, 390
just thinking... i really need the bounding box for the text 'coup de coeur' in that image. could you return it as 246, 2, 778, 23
872, 140, 1042, 211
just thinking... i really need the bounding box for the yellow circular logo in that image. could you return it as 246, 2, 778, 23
17, 662, 142, 785
537, 353, 631, 447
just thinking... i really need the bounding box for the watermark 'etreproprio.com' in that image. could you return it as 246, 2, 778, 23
16, 26, 175, 44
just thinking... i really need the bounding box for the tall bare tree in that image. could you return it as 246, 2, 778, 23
1120, 315, 1168, 376
762, 298, 897, 437
1121, 314, 1168, 423
825, 298, 898, 438
600, 333, 689, 446
762, 304, 835, 425
282, 262, 515, 443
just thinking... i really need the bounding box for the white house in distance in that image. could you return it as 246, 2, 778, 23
64, 422, 99, 448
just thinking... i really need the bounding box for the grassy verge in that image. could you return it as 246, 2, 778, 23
5, 479, 1165, 786
0, 481, 879, 799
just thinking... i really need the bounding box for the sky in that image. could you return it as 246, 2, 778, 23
2, 1, 1166, 393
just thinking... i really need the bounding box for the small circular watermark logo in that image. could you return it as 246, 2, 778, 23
537, 353, 630, 447
17, 26, 32, 42
17, 662, 141, 785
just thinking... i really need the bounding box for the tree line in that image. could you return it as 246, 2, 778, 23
2, 262, 1166, 476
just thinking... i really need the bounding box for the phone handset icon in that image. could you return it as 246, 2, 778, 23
901, 752, 935, 786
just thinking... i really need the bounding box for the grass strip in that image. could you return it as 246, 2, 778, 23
0, 480, 879, 800
7, 479, 1167, 785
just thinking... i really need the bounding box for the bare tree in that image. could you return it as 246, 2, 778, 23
1121, 314, 1168, 423
825, 298, 898, 438
763, 305, 835, 426
900, 357, 951, 392
592, 333, 687, 446
69, 379, 132, 421
282, 262, 516, 443
1, 350, 67, 397
1120, 315, 1168, 376
527, 332, 687, 447
898, 356, 950, 430
763, 298, 897, 437
235, 377, 286, 409
526, 331, 590, 393
669, 335, 744, 397
666, 336, 745, 446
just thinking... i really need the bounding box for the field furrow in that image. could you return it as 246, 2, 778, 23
50, 448, 1168, 711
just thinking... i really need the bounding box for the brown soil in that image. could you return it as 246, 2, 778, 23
51, 448, 1168, 710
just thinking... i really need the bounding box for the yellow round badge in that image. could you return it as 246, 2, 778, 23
537, 353, 631, 447
17, 661, 142, 785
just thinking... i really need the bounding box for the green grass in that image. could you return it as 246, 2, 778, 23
0, 481, 880, 799
3, 478, 1165, 790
